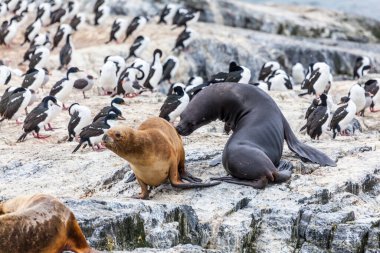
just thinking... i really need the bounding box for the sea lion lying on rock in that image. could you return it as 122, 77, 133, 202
0, 194, 97, 253
176, 83, 336, 189
103, 117, 220, 199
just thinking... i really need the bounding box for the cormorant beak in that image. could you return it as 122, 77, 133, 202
117, 115, 126, 120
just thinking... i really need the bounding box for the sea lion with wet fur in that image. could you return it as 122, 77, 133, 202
176, 83, 336, 189
0, 194, 97, 253
103, 117, 220, 199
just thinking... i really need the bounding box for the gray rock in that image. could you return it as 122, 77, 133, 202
65, 199, 210, 251
330, 224, 370, 253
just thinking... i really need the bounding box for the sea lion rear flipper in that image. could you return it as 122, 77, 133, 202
209, 155, 222, 167
171, 181, 221, 189
210, 176, 268, 189
181, 171, 202, 183
282, 116, 336, 167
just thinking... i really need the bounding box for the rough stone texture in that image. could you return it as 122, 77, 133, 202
0, 1, 380, 253
102, 0, 380, 43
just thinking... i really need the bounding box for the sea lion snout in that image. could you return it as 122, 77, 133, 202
176, 120, 193, 136
176, 124, 189, 136
102, 133, 113, 144
104, 127, 125, 146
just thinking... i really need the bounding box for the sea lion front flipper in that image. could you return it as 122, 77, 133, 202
209, 155, 222, 167
282, 116, 336, 167
210, 176, 268, 189
132, 178, 150, 199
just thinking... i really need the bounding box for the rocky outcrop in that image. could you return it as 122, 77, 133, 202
104, 0, 380, 43
1, 1, 380, 253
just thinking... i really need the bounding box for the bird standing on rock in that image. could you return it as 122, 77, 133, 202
172, 27, 195, 52
0, 88, 35, 125
126, 35, 150, 60
330, 96, 357, 139
0, 16, 22, 46
72, 113, 120, 153
124, 16, 148, 41
21, 18, 42, 46
160, 56, 179, 85
353, 56, 371, 79
52, 24, 72, 50
49, 67, 82, 109
348, 83, 366, 116
106, 18, 128, 44
70, 13, 85, 31
292, 63, 305, 84
21, 67, 48, 92
99, 60, 119, 95
28, 45, 50, 69
364, 79, 380, 112
0, 87, 17, 117
58, 34, 73, 70
73, 75, 95, 99
258, 61, 281, 82
266, 69, 293, 91
93, 98, 126, 122
116, 67, 146, 97
300, 94, 330, 140
159, 83, 189, 123
144, 49, 163, 91
67, 103, 92, 141
300, 62, 333, 96
17, 96, 61, 142
0, 65, 12, 85
158, 4, 178, 25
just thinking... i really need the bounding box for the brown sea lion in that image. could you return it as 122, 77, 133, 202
0, 194, 97, 253
102, 117, 220, 199
176, 83, 336, 189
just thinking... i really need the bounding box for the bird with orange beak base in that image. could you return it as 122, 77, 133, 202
0, 194, 98, 253
103, 117, 220, 199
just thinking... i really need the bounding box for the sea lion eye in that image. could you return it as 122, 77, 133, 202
115, 132, 121, 139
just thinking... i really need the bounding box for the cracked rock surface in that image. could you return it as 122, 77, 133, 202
1, 1, 380, 252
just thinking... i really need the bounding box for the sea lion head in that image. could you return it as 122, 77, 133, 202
176, 87, 221, 136
103, 125, 134, 155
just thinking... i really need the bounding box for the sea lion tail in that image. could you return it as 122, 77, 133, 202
282, 116, 336, 167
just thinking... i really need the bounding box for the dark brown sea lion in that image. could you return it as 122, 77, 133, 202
102, 117, 220, 199
0, 194, 97, 253
176, 83, 336, 188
